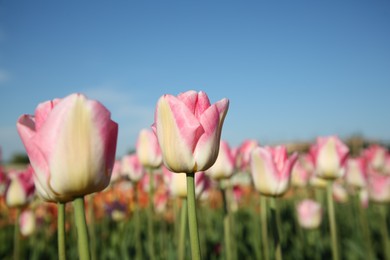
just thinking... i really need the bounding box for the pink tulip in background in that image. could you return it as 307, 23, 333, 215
250, 145, 298, 196
121, 154, 145, 183
17, 93, 118, 203
236, 139, 259, 172
384, 154, 390, 175
206, 140, 237, 180
345, 157, 367, 189
19, 209, 36, 237
311, 136, 349, 180
367, 170, 390, 203
332, 182, 348, 203
296, 199, 322, 229
136, 128, 162, 169
109, 160, 122, 184
363, 144, 387, 172
163, 166, 208, 198
291, 155, 311, 188
5, 168, 35, 207
153, 90, 229, 173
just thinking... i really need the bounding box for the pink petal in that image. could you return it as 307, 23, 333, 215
193, 104, 221, 171
165, 94, 204, 151
35, 99, 61, 131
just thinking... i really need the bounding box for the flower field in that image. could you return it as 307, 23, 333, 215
0, 91, 389, 260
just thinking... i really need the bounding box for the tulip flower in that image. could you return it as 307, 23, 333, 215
332, 182, 348, 203
311, 136, 349, 180
153, 90, 229, 173
384, 155, 390, 175
367, 170, 390, 203
17, 93, 118, 203
363, 144, 387, 172
291, 156, 311, 188
153, 90, 229, 260
164, 166, 208, 198
5, 168, 35, 208
17, 93, 118, 260
20, 209, 36, 236
296, 199, 322, 229
345, 157, 367, 189
109, 160, 122, 185
236, 139, 259, 172
136, 128, 162, 169
206, 140, 237, 180
250, 145, 298, 197
121, 154, 145, 183
311, 136, 349, 260
251, 145, 297, 260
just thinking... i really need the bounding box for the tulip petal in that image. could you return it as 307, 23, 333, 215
35, 99, 61, 131
193, 104, 221, 171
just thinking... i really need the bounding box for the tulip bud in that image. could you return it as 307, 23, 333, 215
136, 128, 162, 169
121, 154, 145, 183
296, 199, 322, 229
153, 90, 229, 173
206, 140, 236, 180
20, 209, 36, 236
17, 93, 118, 202
311, 136, 349, 180
5, 169, 35, 207
250, 146, 298, 197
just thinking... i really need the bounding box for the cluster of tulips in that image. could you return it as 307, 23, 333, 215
0, 90, 389, 260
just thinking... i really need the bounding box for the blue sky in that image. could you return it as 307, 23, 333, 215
1, 1, 389, 162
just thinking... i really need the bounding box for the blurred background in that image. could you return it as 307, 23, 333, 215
1, 0, 390, 163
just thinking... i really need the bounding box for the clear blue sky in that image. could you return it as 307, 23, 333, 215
1, 1, 389, 162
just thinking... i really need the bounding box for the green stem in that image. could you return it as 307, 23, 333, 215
379, 205, 390, 260
87, 196, 96, 260
147, 169, 155, 260
133, 182, 143, 260
178, 198, 187, 260
221, 186, 233, 260
261, 195, 269, 260
326, 181, 339, 260
270, 197, 282, 260
13, 208, 21, 260
186, 172, 201, 260
73, 197, 91, 260
356, 193, 374, 260
58, 202, 66, 260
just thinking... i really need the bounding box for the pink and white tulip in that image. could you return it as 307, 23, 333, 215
296, 199, 323, 229
367, 170, 390, 203
291, 155, 311, 188
206, 140, 237, 180
250, 146, 298, 197
121, 154, 145, 183
17, 93, 118, 202
311, 136, 349, 180
109, 160, 122, 184
236, 139, 259, 172
363, 144, 387, 172
153, 90, 229, 173
332, 182, 348, 203
345, 157, 367, 189
5, 168, 35, 207
136, 128, 162, 169
164, 166, 208, 198
20, 209, 36, 236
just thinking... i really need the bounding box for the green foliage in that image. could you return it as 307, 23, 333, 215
0, 194, 388, 259
8, 153, 30, 165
